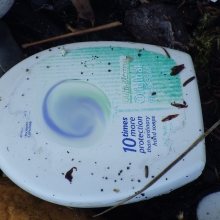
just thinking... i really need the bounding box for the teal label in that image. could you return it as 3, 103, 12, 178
33, 46, 183, 150
38, 47, 182, 107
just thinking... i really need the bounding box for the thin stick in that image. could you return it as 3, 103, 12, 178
202, 99, 213, 105
22, 21, 122, 48
214, 167, 220, 179
160, 47, 170, 58
93, 119, 220, 217
65, 24, 78, 33
206, 129, 220, 141
178, 0, 185, 8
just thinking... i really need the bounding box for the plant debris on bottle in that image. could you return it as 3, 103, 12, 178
171, 101, 188, 108
65, 167, 77, 183
161, 114, 179, 122
183, 76, 195, 87
170, 64, 185, 76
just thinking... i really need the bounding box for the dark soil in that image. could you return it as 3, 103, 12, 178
1, 0, 220, 219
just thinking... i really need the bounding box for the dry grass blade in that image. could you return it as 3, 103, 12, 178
178, 0, 186, 8
202, 99, 213, 105
205, 127, 220, 141
65, 24, 78, 33
214, 167, 220, 179
93, 119, 220, 217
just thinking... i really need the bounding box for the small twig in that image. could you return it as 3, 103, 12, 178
161, 47, 171, 58
215, 127, 220, 135
214, 167, 220, 179
202, 99, 213, 105
65, 24, 78, 33
205, 127, 220, 141
22, 21, 122, 48
178, 0, 186, 9
93, 119, 220, 217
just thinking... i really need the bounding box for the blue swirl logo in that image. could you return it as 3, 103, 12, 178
42, 80, 111, 147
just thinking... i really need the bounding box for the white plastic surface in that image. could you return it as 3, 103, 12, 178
0, 0, 14, 18
0, 42, 205, 207
197, 191, 220, 220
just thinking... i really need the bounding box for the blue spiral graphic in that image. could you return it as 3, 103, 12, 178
42, 80, 110, 142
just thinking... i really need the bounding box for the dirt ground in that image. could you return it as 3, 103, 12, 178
1, 0, 220, 219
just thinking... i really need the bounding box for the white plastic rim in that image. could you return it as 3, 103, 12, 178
197, 191, 220, 220
0, 0, 14, 18
0, 42, 205, 207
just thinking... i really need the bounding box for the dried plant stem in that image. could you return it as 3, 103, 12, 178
22, 21, 122, 48
202, 99, 213, 105
65, 24, 78, 33
214, 167, 220, 179
93, 119, 220, 217
178, 0, 186, 8
205, 127, 220, 141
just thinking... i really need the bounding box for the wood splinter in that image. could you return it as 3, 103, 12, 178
21, 21, 122, 48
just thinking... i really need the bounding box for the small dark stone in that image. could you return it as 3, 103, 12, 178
125, 3, 189, 50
